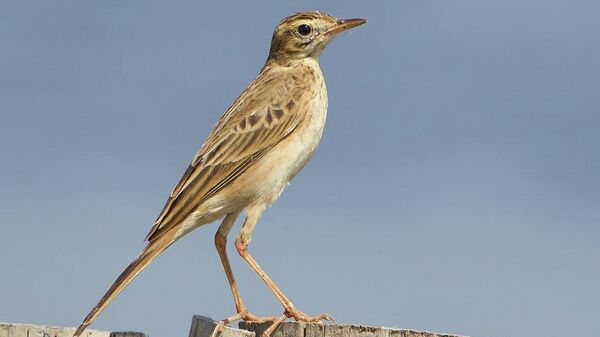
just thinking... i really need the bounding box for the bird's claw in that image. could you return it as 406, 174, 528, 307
239, 310, 278, 323
212, 308, 333, 337
210, 320, 225, 337
284, 308, 335, 323
261, 314, 287, 337
211, 310, 278, 337
259, 310, 333, 337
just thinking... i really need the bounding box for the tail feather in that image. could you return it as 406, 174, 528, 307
73, 229, 177, 336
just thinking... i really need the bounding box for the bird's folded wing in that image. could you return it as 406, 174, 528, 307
145, 68, 306, 242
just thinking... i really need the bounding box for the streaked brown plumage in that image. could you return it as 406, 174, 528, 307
74, 11, 365, 337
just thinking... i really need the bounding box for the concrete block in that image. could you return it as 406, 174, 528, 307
0, 323, 145, 337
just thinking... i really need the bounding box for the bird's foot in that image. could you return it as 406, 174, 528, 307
210, 310, 278, 337
284, 307, 334, 323
239, 310, 279, 323
211, 308, 333, 337
258, 309, 334, 337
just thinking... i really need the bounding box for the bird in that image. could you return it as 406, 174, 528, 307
73, 11, 366, 337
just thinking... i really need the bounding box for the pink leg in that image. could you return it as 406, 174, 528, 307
211, 212, 276, 337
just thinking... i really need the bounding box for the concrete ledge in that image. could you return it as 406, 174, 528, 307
2, 317, 469, 337
239, 321, 467, 337
0, 323, 146, 337
189, 315, 468, 337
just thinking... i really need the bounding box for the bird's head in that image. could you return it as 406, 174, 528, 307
268, 11, 366, 60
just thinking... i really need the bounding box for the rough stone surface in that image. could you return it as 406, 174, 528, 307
1, 316, 470, 337
0, 323, 145, 337
109, 332, 146, 337
237, 320, 469, 337
304, 323, 325, 337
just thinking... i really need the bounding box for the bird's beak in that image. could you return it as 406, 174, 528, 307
323, 18, 367, 37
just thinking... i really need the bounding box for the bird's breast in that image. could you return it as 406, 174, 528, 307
249, 70, 328, 206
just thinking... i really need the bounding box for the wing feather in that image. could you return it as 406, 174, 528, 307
145, 65, 306, 241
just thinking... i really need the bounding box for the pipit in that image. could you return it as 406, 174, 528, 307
73, 11, 366, 337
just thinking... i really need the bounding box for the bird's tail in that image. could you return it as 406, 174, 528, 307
73, 228, 179, 337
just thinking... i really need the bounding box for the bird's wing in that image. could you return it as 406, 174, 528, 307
145, 66, 307, 242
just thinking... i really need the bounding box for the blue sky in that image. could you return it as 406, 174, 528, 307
1, 2, 599, 337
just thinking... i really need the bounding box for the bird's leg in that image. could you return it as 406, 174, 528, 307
214, 213, 247, 315
212, 212, 276, 337
236, 206, 333, 324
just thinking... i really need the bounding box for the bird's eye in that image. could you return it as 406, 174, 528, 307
297, 24, 311, 35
